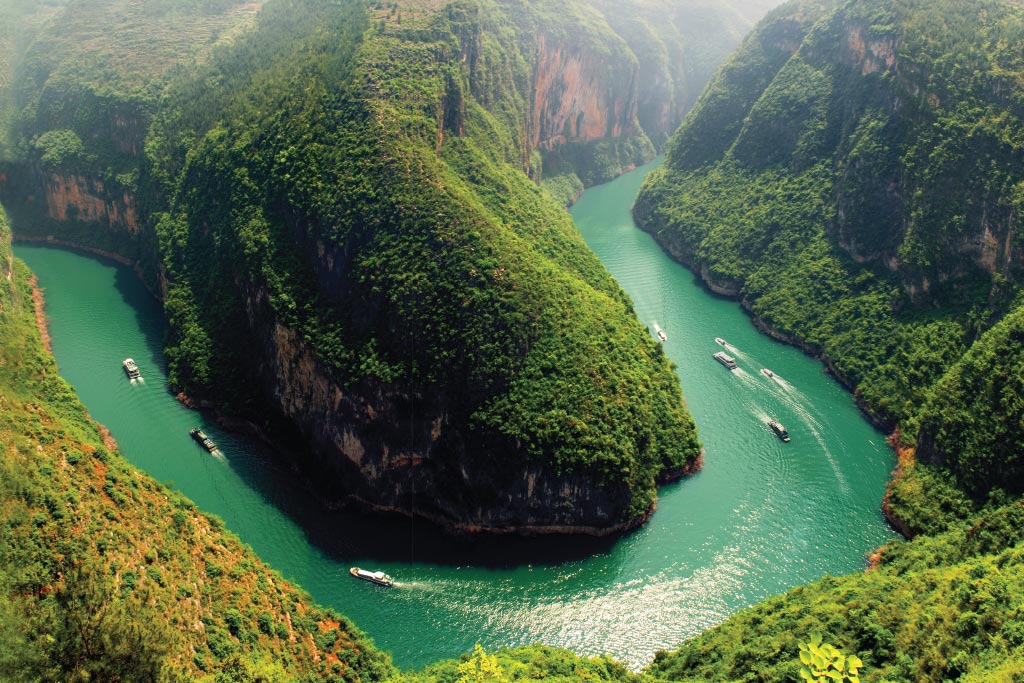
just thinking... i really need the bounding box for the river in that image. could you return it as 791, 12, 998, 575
13, 158, 894, 670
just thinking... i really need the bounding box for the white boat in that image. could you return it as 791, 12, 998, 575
122, 358, 141, 380
349, 567, 394, 587
189, 428, 218, 453
713, 351, 737, 370
760, 368, 774, 379
714, 337, 727, 346
653, 323, 667, 342
768, 419, 790, 442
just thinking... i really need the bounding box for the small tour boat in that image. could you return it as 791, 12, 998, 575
653, 323, 667, 342
349, 567, 394, 587
760, 368, 775, 379
189, 428, 219, 453
768, 419, 790, 442
714, 337, 727, 346
122, 358, 141, 380
713, 351, 738, 370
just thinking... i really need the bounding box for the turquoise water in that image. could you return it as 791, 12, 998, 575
13, 159, 894, 669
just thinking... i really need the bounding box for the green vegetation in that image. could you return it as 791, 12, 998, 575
135, 0, 703, 526
798, 635, 863, 683
646, 497, 1024, 682
635, 0, 1024, 525
0, 207, 393, 681
0, 0, 751, 529
397, 643, 641, 683
915, 305, 1024, 497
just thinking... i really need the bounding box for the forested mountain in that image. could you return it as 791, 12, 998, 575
0, 0, 778, 535
0, 208, 394, 682
6, 0, 1024, 679
636, 0, 1024, 532
630, 0, 1024, 678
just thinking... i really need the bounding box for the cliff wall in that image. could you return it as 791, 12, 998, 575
0, 0, 770, 535
636, 0, 1024, 524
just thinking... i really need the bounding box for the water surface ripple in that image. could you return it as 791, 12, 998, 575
14, 159, 894, 669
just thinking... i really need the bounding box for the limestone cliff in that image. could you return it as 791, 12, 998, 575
244, 285, 658, 534
530, 33, 638, 152
0, 0, 772, 535
635, 0, 1024, 511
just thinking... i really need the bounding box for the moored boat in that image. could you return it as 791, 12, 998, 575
768, 419, 790, 442
189, 428, 218, 453
653, 323, 667, 342
122, 357, 141, 380
349, 567, 394, 587
713, 351, 737, 370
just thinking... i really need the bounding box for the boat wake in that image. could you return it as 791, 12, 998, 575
390, 581, 434, 592
722, 344, 748, 361
733, 359, 850, 492
764, 382, 850, 493
733, 367, 757, 385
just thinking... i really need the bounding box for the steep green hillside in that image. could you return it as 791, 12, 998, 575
0, 207, 393, 682
0, 0, 66, 157
635, 0, 1024, 529
143, 0, 702, 532
0, 0, 802, 533
645, 498, 1024, 682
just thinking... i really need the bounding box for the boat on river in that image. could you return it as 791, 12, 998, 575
715, 337, 727, 346
768, 419, 790, 442
713, 351, 738, 370
653, 323, 667, 342
760, 368, 775, 379
189, 428, 219, 453
122, 358, 141, 380
349, 567, 394, 587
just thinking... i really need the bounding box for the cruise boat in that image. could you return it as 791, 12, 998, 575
653, 323, 667, 342
768, 419, 790, 442
349, 567, 394, 587
122, 358, 141, 380
760, 368, 775, 379
714, 337, 727, 346
713, 351, 738, 370
189, 428, 218, 453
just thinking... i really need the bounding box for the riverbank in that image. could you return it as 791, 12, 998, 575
12, 234, 162, 301
633, 214, 910, 539
15, 161, 896, 669
26, 268, 119, 452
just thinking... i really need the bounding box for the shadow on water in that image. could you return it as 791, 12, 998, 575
53, 245, 624, 570
111, 260, 169, 375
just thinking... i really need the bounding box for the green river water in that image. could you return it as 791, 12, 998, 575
13, 158, 895, 670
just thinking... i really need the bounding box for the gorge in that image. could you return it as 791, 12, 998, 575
13, 156, 894, 671
6, 0, 1024, 680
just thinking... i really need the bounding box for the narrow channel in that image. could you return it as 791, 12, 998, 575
12, 158, 894, 669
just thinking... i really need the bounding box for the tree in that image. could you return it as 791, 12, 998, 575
457, 644, 508, 683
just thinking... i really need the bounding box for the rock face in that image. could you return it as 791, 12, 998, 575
823, 3, 1022, 292
42, 173, 139, 232
0, 0, 771, 535
531, 33, 638, 152
242, 279, 657, 535
643, 0, 1024, 298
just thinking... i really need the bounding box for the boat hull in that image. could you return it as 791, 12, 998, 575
713, 351, 737, 370
349, 567, 394, 587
